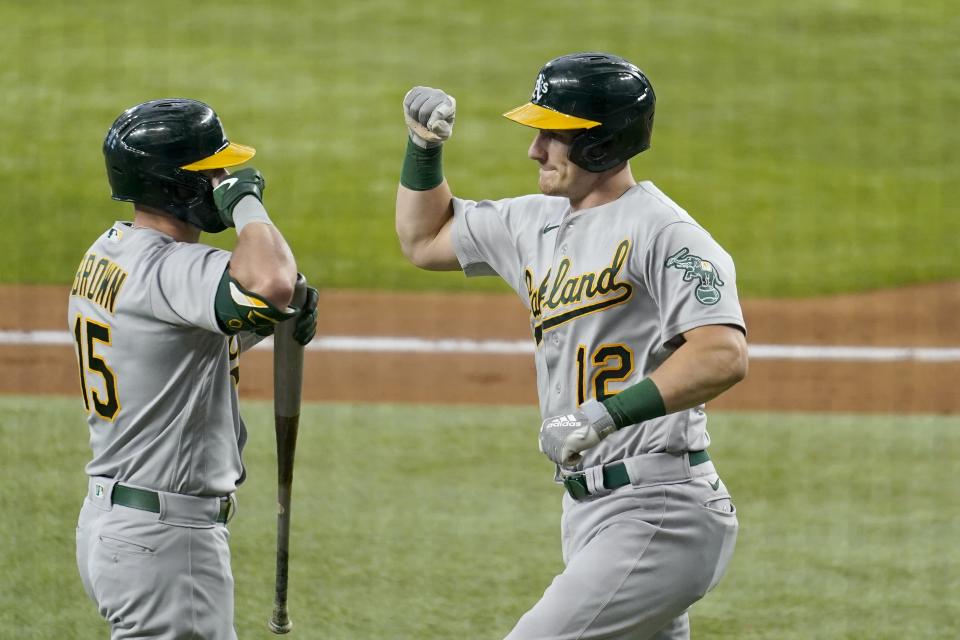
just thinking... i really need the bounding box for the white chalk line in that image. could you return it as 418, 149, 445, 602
3, 330, 960, 363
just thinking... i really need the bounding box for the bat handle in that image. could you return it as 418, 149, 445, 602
291, 273, 308, 308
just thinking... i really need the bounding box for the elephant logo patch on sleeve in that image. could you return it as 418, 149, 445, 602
665, 247, 725, 305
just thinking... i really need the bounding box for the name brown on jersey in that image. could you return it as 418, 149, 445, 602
70, 252, 128, 314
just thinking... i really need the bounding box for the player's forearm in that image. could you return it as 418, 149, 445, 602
647, 326, 748, 413
396, 130, 460, 271
602, 326, 747, 429
230, 219, 297, 309
396, 87, 462, 271
395, 130, 455, 269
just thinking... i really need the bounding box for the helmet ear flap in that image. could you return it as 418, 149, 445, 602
163, 167, 227, 233
570, 130, 617, 172
582, 138, 610, 163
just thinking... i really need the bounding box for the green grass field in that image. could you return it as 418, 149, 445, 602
1, 0, 957, 295
2, 396, 958, 639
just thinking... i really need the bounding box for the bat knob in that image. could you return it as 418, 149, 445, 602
268, 617, 293, 634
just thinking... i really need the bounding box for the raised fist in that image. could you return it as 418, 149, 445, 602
403, 86, 456, 148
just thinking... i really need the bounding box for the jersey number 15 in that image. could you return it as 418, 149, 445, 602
72, 315, 120, 421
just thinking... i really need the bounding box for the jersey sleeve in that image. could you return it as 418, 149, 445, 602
644, 221, 746, 344
149, 243, 233, 334
450, 197, 523, 288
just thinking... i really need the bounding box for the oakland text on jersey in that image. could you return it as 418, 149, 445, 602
525, 239, 634, 344
70, 252, 129, 314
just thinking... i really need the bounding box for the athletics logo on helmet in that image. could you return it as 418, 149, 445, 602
533, 73, 549, 101
103, 99, 256, 232
503, 52, 656, 173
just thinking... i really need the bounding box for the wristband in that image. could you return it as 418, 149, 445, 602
400, 137, 444, 191
602, 377, 666, 430
233, 195, 273, 234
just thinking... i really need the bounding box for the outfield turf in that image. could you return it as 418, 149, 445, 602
1, 1, 957, 296
2, 396, 958, 639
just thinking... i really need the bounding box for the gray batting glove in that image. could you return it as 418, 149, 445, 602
539, 399, 617, 468
403, 86, 456, 148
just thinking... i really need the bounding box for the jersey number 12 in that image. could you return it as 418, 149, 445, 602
576, 343, 634, 405
72, 315, 120, 421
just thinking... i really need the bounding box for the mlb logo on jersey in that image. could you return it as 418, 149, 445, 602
106, 227, 123, 242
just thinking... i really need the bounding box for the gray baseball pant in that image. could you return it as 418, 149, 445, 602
76, 477, 237, 640
505, 454, 738, 640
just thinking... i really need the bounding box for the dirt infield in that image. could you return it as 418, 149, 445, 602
4, 283, 960, 413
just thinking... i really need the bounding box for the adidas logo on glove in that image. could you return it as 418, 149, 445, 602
544, 414, 583, 429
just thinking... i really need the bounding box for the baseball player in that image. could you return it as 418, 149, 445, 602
70, 98, 318, 639
396, 53, 747, 639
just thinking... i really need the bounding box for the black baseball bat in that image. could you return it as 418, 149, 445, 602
268, 274, 308, 634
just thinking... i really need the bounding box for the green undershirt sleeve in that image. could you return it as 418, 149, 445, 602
601, 377, 667, 430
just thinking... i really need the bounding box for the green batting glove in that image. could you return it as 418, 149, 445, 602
212, 168, 266, 228
292, 286, 319, 346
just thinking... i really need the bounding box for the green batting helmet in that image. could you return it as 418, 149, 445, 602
103, 99, 255, 232
503, 52, 655, 172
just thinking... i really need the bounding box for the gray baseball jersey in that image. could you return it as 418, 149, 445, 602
68, 221, 247, 496
452, 180, 745, 470
451, 180, 742, 639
